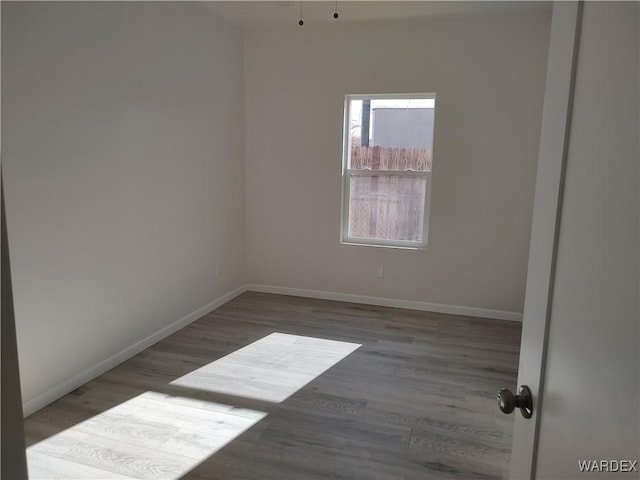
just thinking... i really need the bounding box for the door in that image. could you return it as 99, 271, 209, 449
509, 2, 639, 478
1, 171, 29, 479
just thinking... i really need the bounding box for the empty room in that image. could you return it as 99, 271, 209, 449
2, 1, 638, 479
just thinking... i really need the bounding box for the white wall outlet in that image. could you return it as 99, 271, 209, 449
376, 266, 384, 278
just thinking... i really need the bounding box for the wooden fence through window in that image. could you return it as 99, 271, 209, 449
350, 145, 432, 171
347, 146, 432, 242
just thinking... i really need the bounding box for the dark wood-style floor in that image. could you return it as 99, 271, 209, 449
24, 292, 521, 480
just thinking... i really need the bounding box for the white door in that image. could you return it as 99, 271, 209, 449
510, 2, 639, 479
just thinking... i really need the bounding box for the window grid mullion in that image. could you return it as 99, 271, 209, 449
346, 169, 428, 178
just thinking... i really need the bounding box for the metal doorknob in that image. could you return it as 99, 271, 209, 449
497, 385, 533, 418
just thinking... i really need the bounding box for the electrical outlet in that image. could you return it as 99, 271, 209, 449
376, 266, 384, 278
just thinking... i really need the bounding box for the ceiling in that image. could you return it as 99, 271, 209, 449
201, 1, 550, 29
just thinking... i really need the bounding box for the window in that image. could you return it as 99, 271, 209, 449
340, 94, 436, 248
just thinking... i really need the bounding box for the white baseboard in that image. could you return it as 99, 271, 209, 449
245, 284, 523, 322
22, 284, 247, 417
23, 283, 520, 416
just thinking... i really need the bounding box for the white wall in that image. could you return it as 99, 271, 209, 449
535, 3, 639, 476
2, 2, 245, 410
244, 9, 551, 315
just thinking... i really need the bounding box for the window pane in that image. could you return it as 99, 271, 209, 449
347, 175, 426, 242
348, 98, 434, 172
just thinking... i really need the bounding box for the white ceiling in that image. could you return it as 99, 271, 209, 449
201, 1, 550, 29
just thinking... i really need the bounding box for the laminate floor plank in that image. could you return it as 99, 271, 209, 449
25, 292, 521, 479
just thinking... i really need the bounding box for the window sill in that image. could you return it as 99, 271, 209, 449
340, 240, 427, 251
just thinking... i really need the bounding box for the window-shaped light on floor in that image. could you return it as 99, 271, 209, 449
26, 392, 267, 480
170, 332, 361, 403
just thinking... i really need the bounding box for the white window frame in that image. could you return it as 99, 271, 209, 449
340, 93, 435, 249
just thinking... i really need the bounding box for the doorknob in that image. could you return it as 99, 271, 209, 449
497, 385, 533, 418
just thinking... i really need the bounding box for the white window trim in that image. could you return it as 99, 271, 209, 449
339, 93, 435, 249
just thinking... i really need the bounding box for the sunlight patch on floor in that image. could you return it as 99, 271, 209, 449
27, 333, 361, 479
171, 332, 362, 402
27, 391, 266, 480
